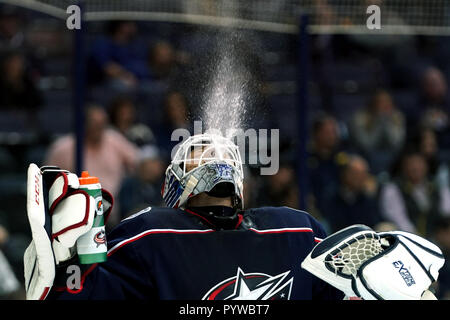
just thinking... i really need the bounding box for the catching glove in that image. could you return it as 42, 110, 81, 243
301, 224, 445, 300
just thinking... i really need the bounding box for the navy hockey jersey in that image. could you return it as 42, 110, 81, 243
48, 206, 344, 300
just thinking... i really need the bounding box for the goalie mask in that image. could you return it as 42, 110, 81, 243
162, 133, 244, 209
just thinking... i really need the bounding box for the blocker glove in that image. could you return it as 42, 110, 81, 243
23, 164, 113, 300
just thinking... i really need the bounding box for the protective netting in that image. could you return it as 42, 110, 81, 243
1, 0, 450, 35
325, 233, 384, 277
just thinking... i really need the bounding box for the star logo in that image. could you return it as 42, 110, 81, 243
202, 268, 293, 300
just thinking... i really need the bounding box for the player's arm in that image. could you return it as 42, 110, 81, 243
23, 164, 152, 300
47, 225, 154, 300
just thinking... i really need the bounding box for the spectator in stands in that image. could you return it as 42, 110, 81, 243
0, 6, 25, 51
379, 150, 450, 237
118, 145, 165, 220
321, 154, 383, 233
255, 163, 299, 209
148, 40, 188, 82
0, 6, 42, 79
420, 67, 449, 124
0, 224, 9, 257
416, 67, 450, 147
88, 20, 150, 90
154, 90, 192, 156
0, 224, 23, 299
413, 127, 449, 189
108, 95, 156, 147
433, 217, 450, 300
349, 89, 406, 174
306, 113, 349, 217
44, 105, 139, 226
0, 50, 42, 111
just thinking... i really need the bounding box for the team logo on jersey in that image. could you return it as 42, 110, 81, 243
202, 268, 293, 300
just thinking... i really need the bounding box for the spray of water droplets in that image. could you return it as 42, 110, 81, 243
199, 31, 258, 138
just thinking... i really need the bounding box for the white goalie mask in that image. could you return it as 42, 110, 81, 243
161, 133, 244, 209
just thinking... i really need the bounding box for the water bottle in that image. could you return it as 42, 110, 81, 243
76, 171, 107, 264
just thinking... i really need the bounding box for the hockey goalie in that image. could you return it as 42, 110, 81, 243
23, 133, 445, 300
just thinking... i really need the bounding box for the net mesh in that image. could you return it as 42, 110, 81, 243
1, 0, 450, 35
326, 233, 384, 277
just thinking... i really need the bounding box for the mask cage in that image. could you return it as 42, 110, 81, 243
171, 134, 244, 181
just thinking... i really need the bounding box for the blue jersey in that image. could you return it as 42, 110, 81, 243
48, 206, 344, 300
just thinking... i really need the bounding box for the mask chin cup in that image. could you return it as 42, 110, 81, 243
206, 182, 235, 198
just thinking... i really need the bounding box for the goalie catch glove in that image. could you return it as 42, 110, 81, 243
301, 225, 445, 300
23, 164, 113, 300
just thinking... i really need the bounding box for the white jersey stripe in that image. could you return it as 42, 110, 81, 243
249, 227, 313, 234
107, 228, 215, 256
107, 227, 315, 256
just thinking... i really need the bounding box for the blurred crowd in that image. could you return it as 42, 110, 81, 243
0, 3, 450, 300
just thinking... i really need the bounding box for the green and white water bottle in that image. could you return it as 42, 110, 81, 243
76, 171, 107, 264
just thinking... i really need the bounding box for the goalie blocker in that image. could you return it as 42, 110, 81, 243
301, 224, 445, 300
23, 164, 113, 300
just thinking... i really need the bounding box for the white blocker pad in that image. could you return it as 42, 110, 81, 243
24, 164, 55, 300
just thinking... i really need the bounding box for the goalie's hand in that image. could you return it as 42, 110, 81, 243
301, 225, 445, 300
23, 164, 113, 300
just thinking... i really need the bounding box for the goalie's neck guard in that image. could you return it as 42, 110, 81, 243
161, 133, 244, 210
186, 205, 242, 230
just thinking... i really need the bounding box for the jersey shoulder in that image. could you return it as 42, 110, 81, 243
245, 206, 328, 238
117, 206, 198, 230
106, 206, 203, 244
